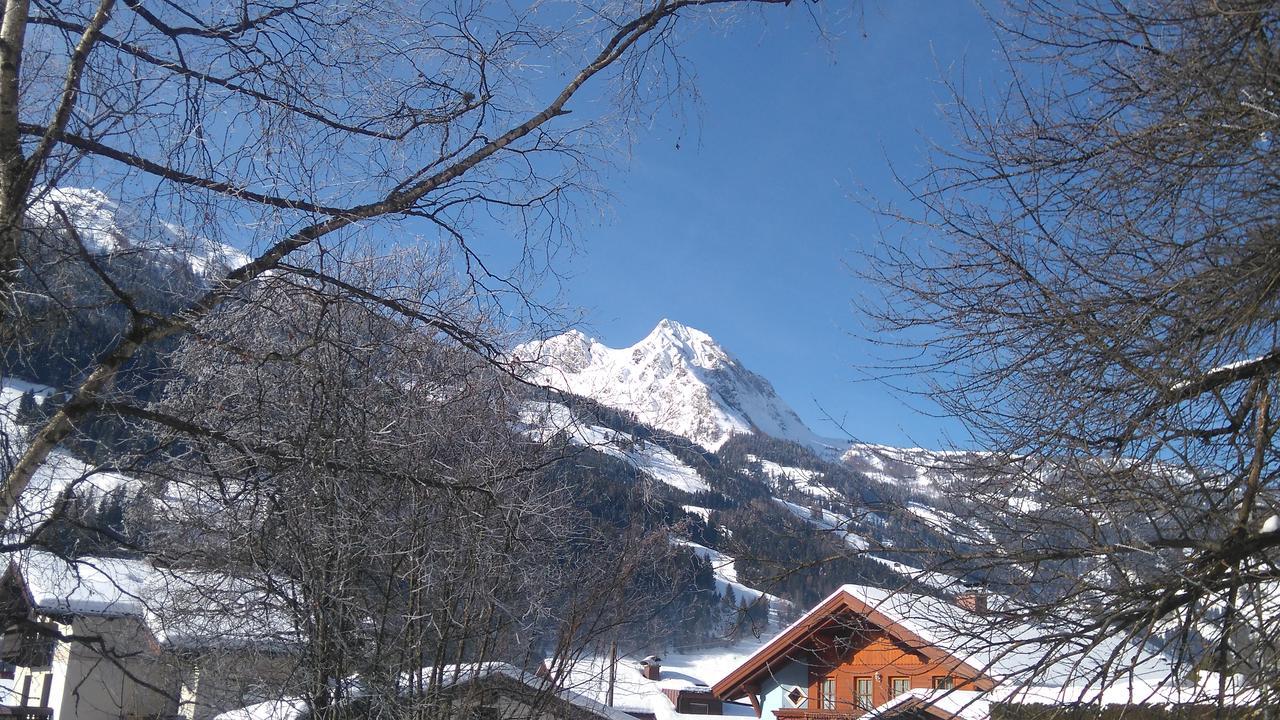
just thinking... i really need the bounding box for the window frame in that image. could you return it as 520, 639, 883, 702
855, 677, 874, 710
818, 677, 836, 710
890, 677, 911, 698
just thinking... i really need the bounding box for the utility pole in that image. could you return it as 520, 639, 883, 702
607, 640, 617, 707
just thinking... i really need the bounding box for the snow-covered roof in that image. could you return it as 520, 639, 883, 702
16, 551, 150, 618
216, 662, 642, 720
552, 648, 764, 720
715, 583, 1178, 701
989, 677, 1261, 707
867, 689, 989, 720
7, 550, 294, 650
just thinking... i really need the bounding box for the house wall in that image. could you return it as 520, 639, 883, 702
759, 659, 809, 718
3, 615, 71, 714
800, 628, 986, 714
177, 649, 298, 720
53, 616, 177, 720
2, 613, 297, 720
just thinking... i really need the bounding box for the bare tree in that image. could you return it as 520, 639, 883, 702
866, 0, 1280, 707
0, 0, 816, 531
0, 1, 821, 716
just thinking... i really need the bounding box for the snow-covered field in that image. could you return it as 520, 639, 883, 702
671, 538, 789, 613
745, 455, 840, 501
521, 402, 708, 493
841, 443, 983, 494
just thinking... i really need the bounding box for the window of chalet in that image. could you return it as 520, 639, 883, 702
786, 686, 806, 708
3, 623, 56, 670
890, 677, 911, 697
932, 676, 954, 690
818, 677, 835, 709
855, 678, 873, 710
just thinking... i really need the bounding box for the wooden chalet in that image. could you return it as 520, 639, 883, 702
712, 586, 998, 720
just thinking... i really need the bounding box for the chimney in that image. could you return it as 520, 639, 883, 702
640, 655, 662, 681
955, 587, 987, 615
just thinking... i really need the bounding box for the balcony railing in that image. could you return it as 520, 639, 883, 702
774, 708, 869, 720
0, 706, 53, 720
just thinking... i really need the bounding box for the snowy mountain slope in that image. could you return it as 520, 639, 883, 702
520, 401, 708, 493
0, 380, 133, 538
839, 443, 982, 493
514, 320, 844, 455
27, 186, 250, 276
672, 538, 789, 613
772, 498, 870, 551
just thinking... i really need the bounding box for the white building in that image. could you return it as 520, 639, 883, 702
0, 551, 293, 720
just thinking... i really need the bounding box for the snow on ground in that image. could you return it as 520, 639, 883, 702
904, 502, 995, 544
773, 498, 869, 551
671, 538, 792, 631
1, 379, 132, 538
1008, 493, 1042, 514
681, 505, 711, 521
745, 455, 840, 501
555, 641, 769, 720
863, 555, 962, 591
841, 443, 982, 495
673, 539, 759, 601
520, 402, 708, 494
215, 697, 308, 720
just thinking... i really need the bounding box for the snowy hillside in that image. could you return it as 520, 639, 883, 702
840, 443, 983, 493
0, 380, 133, 539
515, 320, 845, 455
27, 186, 250, 276
521, 402, 708, 493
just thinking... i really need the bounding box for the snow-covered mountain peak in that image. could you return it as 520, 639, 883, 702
26, 186, 251, 276
639, 318, 732, 370
531, 328, 601, 373
515, 320, 847, 455
29, 187, 128, 253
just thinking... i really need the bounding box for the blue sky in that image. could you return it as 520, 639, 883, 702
493, 1, 1008, 449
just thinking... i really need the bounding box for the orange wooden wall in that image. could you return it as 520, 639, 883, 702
802, 628, 985, 713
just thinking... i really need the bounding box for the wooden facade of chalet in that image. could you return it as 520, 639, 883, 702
713, 588, 994, 720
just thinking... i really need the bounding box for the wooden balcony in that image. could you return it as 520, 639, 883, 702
774, 708, 870, 720
0, 706, 52, 720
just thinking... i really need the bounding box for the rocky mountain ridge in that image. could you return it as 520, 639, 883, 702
515, 320, 846, 456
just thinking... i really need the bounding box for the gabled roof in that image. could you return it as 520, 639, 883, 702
713, 584, 1180, 701
2, 551, 295, 650
548, 650, 758, 720
712, 585, 995, 701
